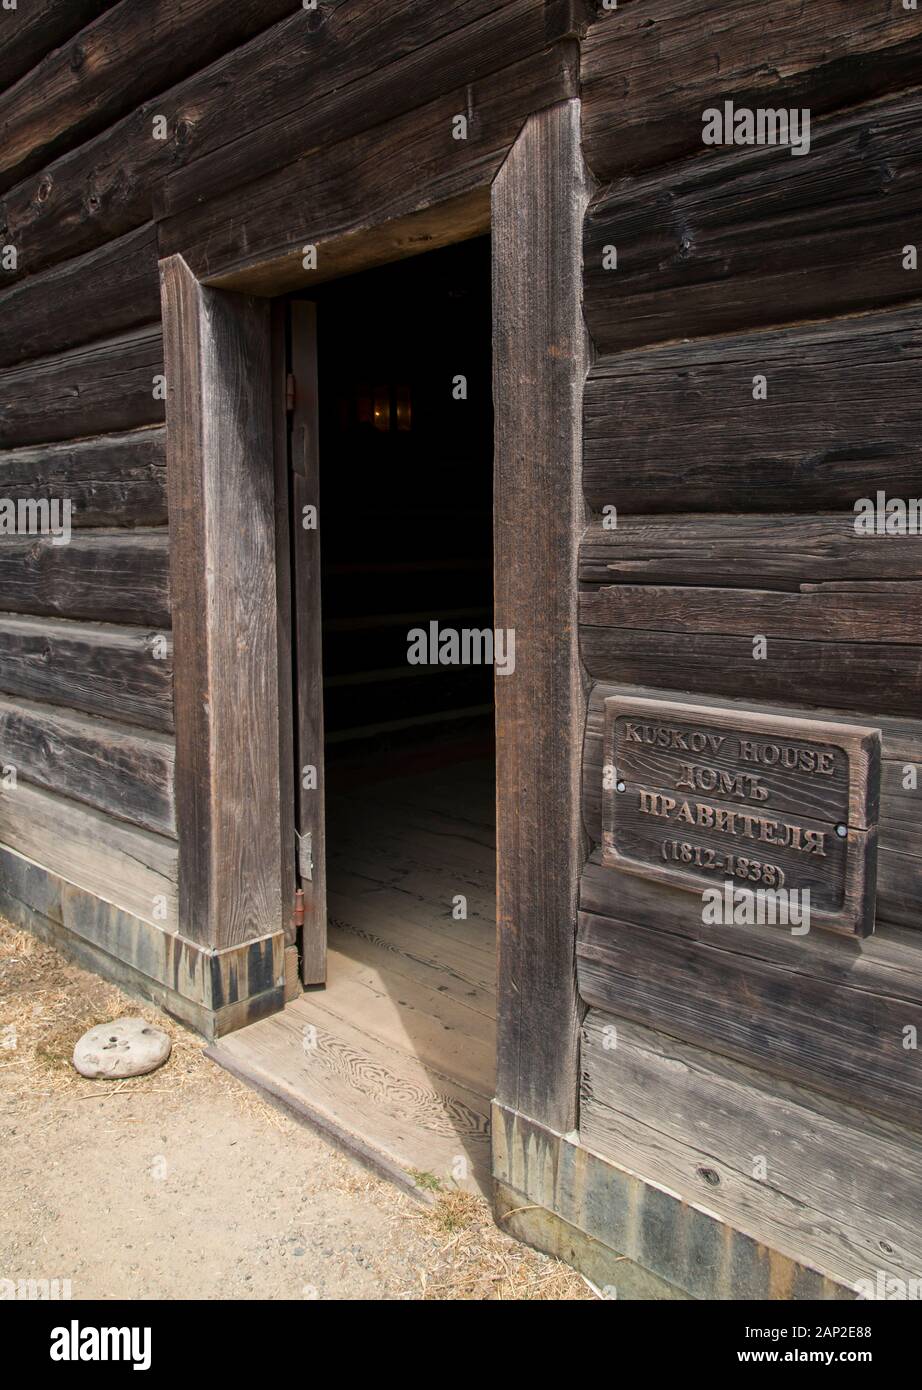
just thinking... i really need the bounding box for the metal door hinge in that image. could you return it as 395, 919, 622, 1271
296, 829, 313, 881
285, 372, 296, 413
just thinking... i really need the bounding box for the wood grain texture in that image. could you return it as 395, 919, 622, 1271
0, 0, 580, 284
583, 683, 922, 933
577, 906, 922, 1131
493, 1102, 851, 1300
159, 0, 589, 217
269, 301, 296, 945
161, 255, 282, 949
0, 327, 164, 448
0, 429, 167, 527
290, 303, 326, 985
0, 0, 117, 94
0, 695, 174, 836
0, 615, 172, 732
492, 99, 590, 1134
0, 529, 169, 625
579, 514, 922, 588
583, 85, 922, 352
579, 625, 922, 719
0, 779, 177, 929
579, 583, 922, 645
0, 0, 302, 190
580, 1012, 922, 1289
159, 43, 578, 292
0, 225, 159, 368
580, 0, 922, 179
583, 309, 922, 514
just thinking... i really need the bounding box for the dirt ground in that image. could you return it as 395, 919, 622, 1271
0, 918, 592, 1301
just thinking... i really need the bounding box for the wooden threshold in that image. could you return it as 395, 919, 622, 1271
207, 761, 496, 1197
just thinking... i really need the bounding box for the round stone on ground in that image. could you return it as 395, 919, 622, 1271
73, 1018, 172, 1079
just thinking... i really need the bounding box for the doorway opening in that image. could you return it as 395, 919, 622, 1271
288, 238, 496, 1192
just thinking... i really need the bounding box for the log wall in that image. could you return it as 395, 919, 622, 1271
0, 2, 587, 1028
576, 2, 922, 1296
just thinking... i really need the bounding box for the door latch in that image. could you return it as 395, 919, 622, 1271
296, 829, 313, 882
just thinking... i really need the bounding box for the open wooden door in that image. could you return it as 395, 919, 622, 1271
290, 301, 327, 985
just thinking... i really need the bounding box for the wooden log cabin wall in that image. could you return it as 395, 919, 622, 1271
1, 0, 921, 1299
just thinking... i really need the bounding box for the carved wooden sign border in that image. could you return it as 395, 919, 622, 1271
602, 695, 881, 937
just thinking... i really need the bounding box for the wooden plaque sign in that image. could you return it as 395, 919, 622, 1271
602, 696, 881, 937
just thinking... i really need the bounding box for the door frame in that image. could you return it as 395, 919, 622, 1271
159, 98, 590, 1137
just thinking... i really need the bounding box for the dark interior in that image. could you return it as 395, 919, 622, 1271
298, 235, 495, 786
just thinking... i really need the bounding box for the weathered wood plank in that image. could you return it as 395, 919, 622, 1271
0, 0, 581, 282
579, 582, 922, 645
0, 779, 177, 928
582, 683, 922, 931
0, 327, 163, 448
583, 309, 922, 514
580, 0, 922, 180
0, 0, 303, 190
160, 0, 589, 217
0, 614, 172, 732
0, 696, 174, 836
493, 1102, 850, 1300
577, 906, 922, 1130
579, 624, 922, 719
584, 87, 922, 352
270, 301, 296, 944
0, 225, 159, 367
581, 851, 922, 1001
492, 99, 590, 1135
161, 255, 283, 949
0, 0, 117, 94
580, 514, 922, 588
0, 428, 166, 526
0, 529, 169, 625
290, 302, 326, 985
159, 43, 578, 293
580, 1012, 922, 1289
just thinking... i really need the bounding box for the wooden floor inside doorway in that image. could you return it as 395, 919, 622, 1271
208, 759, 496, 1195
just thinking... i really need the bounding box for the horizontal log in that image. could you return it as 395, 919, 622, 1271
0, 1, 116, 94
0, 428, 167, 526
580, 514, 922, 588
583, 309, 922, 513
0, 847, 282, 1029
582, 682, 922, 930
580, 1011, 922, 1287
0, 0, 302, 191
579, 624, 922, 719
0, 327, 163, 448
0, 696, 174, 836
159, 43, 578, 292
0, 529, 169, 625
579, 582, 922, 644
0, 779, 177, 928
161, 0, 588, 217
0, 225, 159, 367
583, 87, 922, 352
580, 1, 922, 180
0, 0, 579, 282
577, 905, 922, 1131
0, 614, 172, 732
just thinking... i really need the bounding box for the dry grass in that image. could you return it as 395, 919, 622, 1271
0, 916, 593, 1300
414, 1191, 590, 1300
0, 920, 279, 1125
